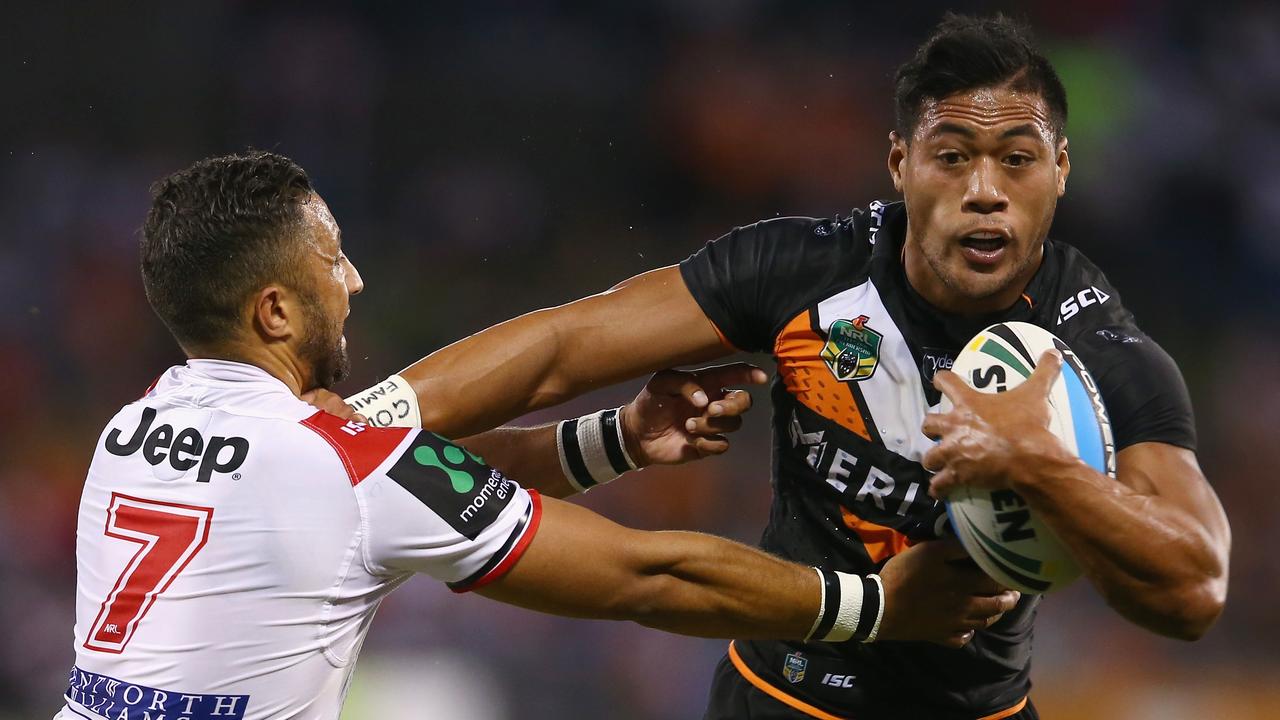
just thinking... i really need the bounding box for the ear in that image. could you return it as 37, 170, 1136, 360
1055, 136, 1071, 198
252, 285, 294, 341
888, 131, 908, 193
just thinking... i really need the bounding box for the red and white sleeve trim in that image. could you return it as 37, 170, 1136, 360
448, 491, 543, 593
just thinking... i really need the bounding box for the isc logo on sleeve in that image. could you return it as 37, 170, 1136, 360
385, 432, 515, 540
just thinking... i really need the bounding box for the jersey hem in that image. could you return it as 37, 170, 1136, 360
727, 640, 1030, 720
727, 640, 847, 720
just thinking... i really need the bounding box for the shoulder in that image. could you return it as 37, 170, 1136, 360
1038, 240, 1132, 331
676, 203, 890, 353
297, 411, 416, 487
706, 209, 873, 259
1030, 244, 1197, 450
682, 203, 890, 291
734, 214, 852, 240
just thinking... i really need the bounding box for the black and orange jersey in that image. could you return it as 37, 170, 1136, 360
679, 200, 1196, 719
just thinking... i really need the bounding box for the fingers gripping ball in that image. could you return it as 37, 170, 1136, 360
942, 322, 1116, 594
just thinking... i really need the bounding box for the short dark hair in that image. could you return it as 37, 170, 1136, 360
894, 13, 1068, 141
141, 151, 315, 350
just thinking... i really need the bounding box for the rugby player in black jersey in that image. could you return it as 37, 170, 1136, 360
358, 14, 1229, 720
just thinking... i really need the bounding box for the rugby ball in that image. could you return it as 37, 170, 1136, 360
941, 321, 1115, 594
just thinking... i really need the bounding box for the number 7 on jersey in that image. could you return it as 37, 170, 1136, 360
84, 493, 214, 653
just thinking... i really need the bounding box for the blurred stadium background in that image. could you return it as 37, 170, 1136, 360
3, 2, 1278, 718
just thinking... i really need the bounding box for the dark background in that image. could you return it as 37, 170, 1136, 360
2, 2, 1278, 718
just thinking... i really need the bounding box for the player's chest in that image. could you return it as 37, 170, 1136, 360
771, 282, 955, 537
773, 281, 949, 457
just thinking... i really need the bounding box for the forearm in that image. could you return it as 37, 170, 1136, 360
609, 531, 821, 639
1014, 451, 1228, 639
399, 267, 727, 439
457, 424, 579, 499
478, 498, 829, 641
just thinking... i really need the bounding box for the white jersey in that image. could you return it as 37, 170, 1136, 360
59, 360, 540, 720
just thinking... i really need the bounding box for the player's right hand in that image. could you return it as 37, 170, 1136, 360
619, 363, 769, 465
875, 538, 1021, 649
301, 388, 368, 424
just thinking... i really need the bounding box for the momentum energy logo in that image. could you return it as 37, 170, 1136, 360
387, 433, 514, 539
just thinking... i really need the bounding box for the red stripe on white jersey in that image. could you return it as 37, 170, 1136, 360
300, 411, 412, 486
140, 373, 164, 398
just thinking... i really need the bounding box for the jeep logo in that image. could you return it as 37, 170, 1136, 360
105, 407, 249, 483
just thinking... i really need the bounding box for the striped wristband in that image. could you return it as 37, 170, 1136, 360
556, 407, 639, 493
806, 569, 885, 643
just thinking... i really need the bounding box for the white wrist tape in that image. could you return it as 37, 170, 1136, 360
556, 407, 638, 493
864, 574, 886, 643
344, 374, 422, 428
825, 572, 865, 642
805, 567, 827, 641
807, 569, 885, 643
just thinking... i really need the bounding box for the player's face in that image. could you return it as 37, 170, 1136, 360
297, 195, 363, 390
889, 85, 1069, 314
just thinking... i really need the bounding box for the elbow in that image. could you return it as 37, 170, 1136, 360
1162, 543, 1232, 641
1167, 579, 1227, 641
1108, 575, 1227, 642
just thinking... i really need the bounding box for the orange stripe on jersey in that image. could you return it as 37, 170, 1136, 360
978, 696, 1028, 720
727, 641, 848, 720
839, 506, 912, 563
774, 312, 870, 441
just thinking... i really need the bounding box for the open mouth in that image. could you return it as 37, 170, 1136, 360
958, 232, 1008, 266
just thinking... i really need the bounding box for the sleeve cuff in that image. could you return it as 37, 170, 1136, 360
448, 491, 543, 593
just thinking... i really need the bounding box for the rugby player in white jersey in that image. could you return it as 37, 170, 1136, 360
59, 152, 978, 720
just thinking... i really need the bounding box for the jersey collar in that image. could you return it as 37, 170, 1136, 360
869, 201, 1058, 349
182, 358, 299, 397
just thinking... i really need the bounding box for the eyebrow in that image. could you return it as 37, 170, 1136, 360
929, 122, 1044, 141
998, 124, 1041, 140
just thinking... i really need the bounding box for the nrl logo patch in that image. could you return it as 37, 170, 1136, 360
821, 315, 882, 382
783, 652, 808, 684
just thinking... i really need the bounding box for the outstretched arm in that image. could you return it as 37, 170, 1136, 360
923, 354, 1230, 640
478, 494, 1020, 645
319, 363, 767, 498
400, 266, 729, 439
480, 497, 820, 639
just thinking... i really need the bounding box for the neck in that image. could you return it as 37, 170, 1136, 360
187, 339, 311, 396
901, 223, 1041, 316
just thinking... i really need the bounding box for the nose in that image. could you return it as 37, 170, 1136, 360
963, 157, 1008, 214
344, 256, 364, 296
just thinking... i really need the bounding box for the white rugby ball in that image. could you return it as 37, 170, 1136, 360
941, 321, 1115, 594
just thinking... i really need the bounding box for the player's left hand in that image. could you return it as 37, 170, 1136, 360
921, 351, 1070, 498
619, 363, 769, 466
301, 388, 368, 424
